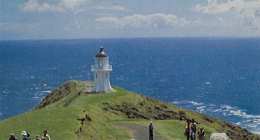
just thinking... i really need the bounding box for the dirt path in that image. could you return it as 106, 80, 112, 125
117, 123, 165, 140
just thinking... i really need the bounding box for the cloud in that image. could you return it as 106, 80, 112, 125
195, 0, 241, 14
195, 0, 260, 14
21, 0, 128, 13
21, 0, 88, 12
194, 0, 260, 30
94, 5, 127, 11
22, 0, 63, 12
60, 0, 87, 10
96, 13, 186, 29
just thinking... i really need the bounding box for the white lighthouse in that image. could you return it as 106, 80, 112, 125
91, 48, 112, 92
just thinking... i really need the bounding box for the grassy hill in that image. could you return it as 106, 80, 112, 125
0, 80, 259, 140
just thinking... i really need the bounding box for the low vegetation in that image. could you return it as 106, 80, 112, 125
0, 80, 259, 140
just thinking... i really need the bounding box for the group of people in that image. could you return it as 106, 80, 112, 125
148, 119, 205, 140
8, 130, 50, 140
184, 119, 205, 140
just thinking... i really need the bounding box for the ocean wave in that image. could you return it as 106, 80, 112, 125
31, 90, 52, 100
40, 90, 51, 93
32, 96, 41, 99
172, 100, 260, 133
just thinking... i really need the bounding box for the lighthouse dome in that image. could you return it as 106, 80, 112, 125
96, 47, 107, 57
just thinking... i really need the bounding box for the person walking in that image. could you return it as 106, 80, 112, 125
198, 128, 205, 140
184, 119, 191, 140
191, 119, 197, 140
42, 129, 51, 140
148, 121, 154, 140
8, 133, 17, 140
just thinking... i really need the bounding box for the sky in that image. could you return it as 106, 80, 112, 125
1, 0, 260, 40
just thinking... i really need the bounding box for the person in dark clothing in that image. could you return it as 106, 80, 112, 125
198, 128, 205, 140
184, 119, 191, 140
21, 131, 30, 140
8, 133, 17, 140
191, 119, 197, 140
148, 121, 154, 140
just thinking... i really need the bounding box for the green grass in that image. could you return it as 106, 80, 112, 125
113, 120, 216, 140
0, 84, 135, 140
0, 81, 258, 140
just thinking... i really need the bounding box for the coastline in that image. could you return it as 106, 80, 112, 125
0, 80, 259, 140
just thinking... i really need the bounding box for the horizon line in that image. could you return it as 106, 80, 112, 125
1, 36, 260, 42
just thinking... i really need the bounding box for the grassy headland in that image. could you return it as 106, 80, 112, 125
0, 80, 259, 140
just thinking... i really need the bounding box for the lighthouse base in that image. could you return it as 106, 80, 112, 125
95, 82, 113, 93
82, 81, 114, 93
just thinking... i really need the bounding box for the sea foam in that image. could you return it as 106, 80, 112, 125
172, 100, 260, 134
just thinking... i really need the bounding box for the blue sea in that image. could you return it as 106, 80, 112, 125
1, 38, 260, 133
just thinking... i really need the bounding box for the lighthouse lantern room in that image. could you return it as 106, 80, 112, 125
91, 48, 112, 92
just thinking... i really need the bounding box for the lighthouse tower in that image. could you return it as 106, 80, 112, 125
91, 48, 112, 92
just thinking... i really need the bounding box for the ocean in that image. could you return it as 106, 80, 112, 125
1, 38, 260, 133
